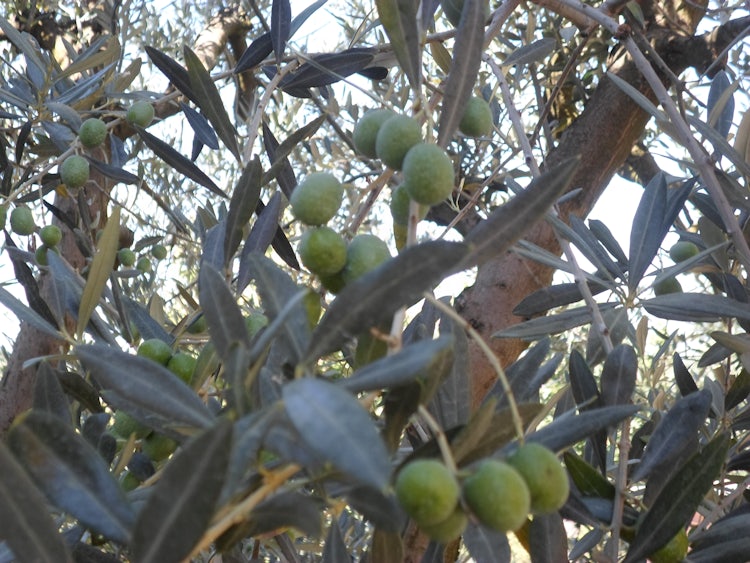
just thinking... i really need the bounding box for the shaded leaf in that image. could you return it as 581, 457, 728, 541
8, 411, 135, 544
243, 254, 310, 363
180, 103, 219, 150
528, 513, 567, 563
76, 344, 214, 435
502, 37, 556, 68
184, 45, 241, 161
262, 122, 296, 198
145, 46, 200, 105
122, 297, 173, 344
429, 311, 471, 429
307, 240, 468, 360
33, 362, 70, 423
588, 218, 628, 264
463, 522, 511, 563
235, 33, 273, 73
322, 520, 348, 563
246, 491, 324, 538
131, 420, 232, 563
339, 337, 454, 393
224, 157, 262, 264
279, 49, 375, 92
623, 433, 730, 563
643, 293, 750, 322
261, 115, 326, 196
86, 157, 140, 184
283, 378, 391, 490
375, 0, 421, 87
630, 389, 712, 482
673, 353, 699, 397
494, 303, 618, 340
628, 173, 667, 289
567, 215, 624, 278
199, 265, 250, 362
464, 157, 579, 266
271, 0, 292, 63
77, 207, 119, 338
136, 126, 228, 198
568, 350, 601, 410
345, 486, 406, 532
600, 344, 637, 407
237, 193, 282, 293
563, 452, 615, 498
526, 405, 640, 453
0, 285, 60, 339
0, 442, 73, 563
707, 70, 735, 142
513, 280, 608, 317
725, 369, 750, 411
437, 0, 486, 145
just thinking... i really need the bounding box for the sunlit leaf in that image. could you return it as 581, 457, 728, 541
77, 207, 119, 338
375, 0, 421, 87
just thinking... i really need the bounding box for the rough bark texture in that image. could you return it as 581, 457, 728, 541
456, 2, 729, 407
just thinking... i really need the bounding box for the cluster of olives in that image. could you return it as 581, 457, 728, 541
395, 443, 569, 543
654, 240, 700, 296
352, 98, 492, 247
290, 172, 392, 293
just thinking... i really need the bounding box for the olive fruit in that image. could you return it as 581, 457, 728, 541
60, 155, 90, 189
353, 108, 396, 158
653, 276, 683, 296
78, 117, 108, 148
462, 460, 530, 532
669, 240, 699, 263
35, 246, 59, 266
375, 114, 422, 170
419, 507, 468, 544
648, 528, 689, 563
342, 234, 391, 284
186, 315, 208, 334
137, 338, 172, 366
299, 226, 347, 276
390, 184, 428, 226
245, 312, 269, 337
111, 411, 151, 439
167, 352, 197, 384
117, 248, 136, 267
151, 243, 168, 260
402, 143, 454, 206
126, 100, 155, 127
290, 172, 344, 226
395, 459, 460, 526
142, 432, 178, 462
9, 206, 36, 236
39, 225, 62, 247
508, 443, 569, 514
136, 257, 152, 274
459, 96, 493, 137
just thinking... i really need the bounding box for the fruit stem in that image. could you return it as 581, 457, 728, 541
424, 294, 525, 444
417, 404, 458, 474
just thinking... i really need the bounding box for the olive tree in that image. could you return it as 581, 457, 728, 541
0, 0, 749, 561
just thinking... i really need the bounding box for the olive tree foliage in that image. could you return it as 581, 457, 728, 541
0, 0, 749, 561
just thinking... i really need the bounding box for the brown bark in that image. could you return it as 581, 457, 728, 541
0, 6, 253, 435
456, 4, 747, 408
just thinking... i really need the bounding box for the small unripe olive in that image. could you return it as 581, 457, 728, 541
117, 248, 136, 267
137, 338, 172, 365
508, 443, 570, 514
39, 225, 62, 247
462, 460, 530, 532
10, 206, 36, 236
395, 459, 460, 526
353, 108, 396, 158
78, 117, 108, 148
375, 115, 422, 170
299, 226, 347, 276
290, 172, 344, 226
151, 244, 168, 260
60, 155, 90, 189
126, 101, 155, 127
